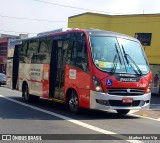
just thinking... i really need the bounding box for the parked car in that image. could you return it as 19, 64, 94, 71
0, 73, 6, 86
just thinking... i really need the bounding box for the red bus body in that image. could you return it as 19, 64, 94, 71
7, 28, 152, 114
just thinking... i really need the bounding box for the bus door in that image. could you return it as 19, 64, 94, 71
12, 44, 20, 89
50, 40, 65, 100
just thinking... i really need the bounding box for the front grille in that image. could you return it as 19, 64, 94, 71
107, 88, 145, 96
109, 100, 140, 107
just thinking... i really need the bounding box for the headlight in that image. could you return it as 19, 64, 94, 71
92, 76, 103, 92
146, 80, 152, 93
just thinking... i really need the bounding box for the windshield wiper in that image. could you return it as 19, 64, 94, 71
110, 54, 118, 74
121, 45, 142, 75
110, 44, 122, 74
115, 44, 122, 65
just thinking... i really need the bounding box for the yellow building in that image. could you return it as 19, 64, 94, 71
68, 12, 160, 64
68, 12, 160, 93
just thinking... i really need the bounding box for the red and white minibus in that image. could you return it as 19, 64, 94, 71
7, 28, 152, 115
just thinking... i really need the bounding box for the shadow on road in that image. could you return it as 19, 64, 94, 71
0, 96, 139, 121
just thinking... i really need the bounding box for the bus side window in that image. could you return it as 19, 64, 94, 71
20, 41, 28, 63
38, 38, 52, 64
67, 36, 89, 72
75, 40, 89, 72
65, 32, 89, 72
62, 40, 69, 65
66, 40, 74, 66
27, 40, 39, 64
67, 41, 79, 66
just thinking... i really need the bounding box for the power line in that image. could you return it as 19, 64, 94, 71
0, 1, 159, 25
2, 13, 160, 24
33, 0, 124, 15
0, 14, 66, 23
1, 16, 160, 35
0, 17, 157, 35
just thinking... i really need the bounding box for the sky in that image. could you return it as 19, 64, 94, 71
0, 0, 160, 37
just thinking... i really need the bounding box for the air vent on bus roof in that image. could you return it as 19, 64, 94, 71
37, 28, 80, 36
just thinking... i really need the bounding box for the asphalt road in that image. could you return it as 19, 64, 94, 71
0, 85, 160, 143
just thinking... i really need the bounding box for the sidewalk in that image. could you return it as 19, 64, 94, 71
131, 109, 160, 119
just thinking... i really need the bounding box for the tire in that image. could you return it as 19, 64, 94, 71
116, 109, 130, 115
22, 84, 39, 102
67, 90, 79, 114
22, 84, 31, 102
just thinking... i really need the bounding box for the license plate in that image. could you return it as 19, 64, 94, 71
122, 98, 133, 103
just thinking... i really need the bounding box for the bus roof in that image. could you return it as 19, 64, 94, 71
84, 29, 136, 41
10, 28, 137, 43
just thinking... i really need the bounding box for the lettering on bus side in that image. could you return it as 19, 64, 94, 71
30, 68, 41, 77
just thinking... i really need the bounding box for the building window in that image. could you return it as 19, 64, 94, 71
0, 43, 7, 56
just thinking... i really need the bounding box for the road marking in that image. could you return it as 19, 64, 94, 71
129, 113, 160, 122
128, 108, 160, 121
0, 94, 141, 143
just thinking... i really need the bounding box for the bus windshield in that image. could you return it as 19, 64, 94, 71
90, 36, 150, 74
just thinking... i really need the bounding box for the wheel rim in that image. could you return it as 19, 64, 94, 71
69, 92, 79, 113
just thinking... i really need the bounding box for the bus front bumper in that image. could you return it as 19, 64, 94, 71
90, 90, 151, 110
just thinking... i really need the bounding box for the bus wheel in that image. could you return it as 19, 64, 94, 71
22, 84, 31, 102
22, 84, 39, 102
68, 90, 79, 114
116, 109, 130, 115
